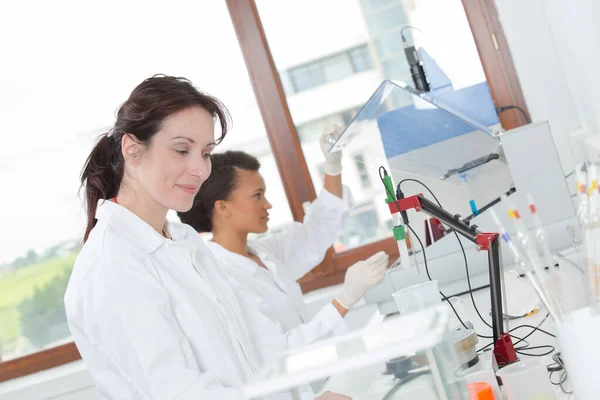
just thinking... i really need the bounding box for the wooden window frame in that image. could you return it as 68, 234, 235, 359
0, 0, 530, 384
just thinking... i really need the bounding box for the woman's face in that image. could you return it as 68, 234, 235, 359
224, 169, 272, 234
127, 106, 216, 213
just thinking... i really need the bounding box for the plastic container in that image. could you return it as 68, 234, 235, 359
464, 370, 501, 400
466, 382, 494, 400
496, 359, 556, 400
392, 280, 441, 315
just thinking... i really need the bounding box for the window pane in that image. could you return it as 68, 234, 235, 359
256, 0, 488, 250
307, 63, 327, 87
349, 46, 375, 72
322, 53, 354, 82
0, 1, 293, 362
290, 66, 314, 92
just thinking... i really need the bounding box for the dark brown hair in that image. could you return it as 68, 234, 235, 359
178, 151, 260, 232
81, 74, 230, 242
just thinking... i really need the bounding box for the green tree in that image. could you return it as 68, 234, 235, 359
19, 267, 72, 348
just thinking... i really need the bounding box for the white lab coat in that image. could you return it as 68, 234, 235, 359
207, 187, 353, 365
64, 201, 260, 399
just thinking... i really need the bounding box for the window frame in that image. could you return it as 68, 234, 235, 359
0, 0, 530, 383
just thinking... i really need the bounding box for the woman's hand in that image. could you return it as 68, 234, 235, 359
320, 125, 343, 176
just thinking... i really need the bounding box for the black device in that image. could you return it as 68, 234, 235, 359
404, 44, 430, 93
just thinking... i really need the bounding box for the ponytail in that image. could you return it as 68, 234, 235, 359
81, 134, 124, 243
190, 201, 215, 233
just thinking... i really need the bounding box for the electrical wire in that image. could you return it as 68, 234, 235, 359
398, 178, 494, 330
400, 25, 425, 42
496, 105, 531, 124
407, 223, 494, 340
378, 168, 484, 336
390, 173, 557, 358
547, 352, 572, 395
476, 313, 556, 356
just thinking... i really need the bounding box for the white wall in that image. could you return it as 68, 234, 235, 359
494, 0, 600, 168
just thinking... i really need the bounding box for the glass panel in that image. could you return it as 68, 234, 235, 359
290, 66, 313, 92
308, 62, 327, 87
330, 79, 513, 242
349, 45, 375, 72
257, 0, 492, 250
322, 53, 354, 82
0, 1, 292, 362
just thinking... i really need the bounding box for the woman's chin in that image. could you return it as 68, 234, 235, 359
254, 222, 269, 234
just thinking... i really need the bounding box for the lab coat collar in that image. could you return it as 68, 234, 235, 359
207, 241, 260, 278
95, 200, 185, 254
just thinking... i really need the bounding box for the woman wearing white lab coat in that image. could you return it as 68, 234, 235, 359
177, 137, 389, 364
64, 75, 346, 400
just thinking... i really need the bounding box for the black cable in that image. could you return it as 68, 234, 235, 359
400, 25, 425, 42
547, 353, 572, 395
383, 170, 557, 356
496, 105, 531, 124
516, 345, 555, 357
407, 224, 493, 339
378, 168, 484, 336
398, 178, 494, 330
408, 222, 540, 351
510, 323, 556, 340
477, 314, 556, 356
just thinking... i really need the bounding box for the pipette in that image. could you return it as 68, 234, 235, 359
489, 209, 561, 322
586, 164, 600, 303
575, 163, 600, 304
575, 163, 589, 221
526, 194, 558, 269
502, 196, 564, 321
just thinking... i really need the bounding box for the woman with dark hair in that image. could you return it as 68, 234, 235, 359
178, 130, 389, 370
64, 75, 270, 399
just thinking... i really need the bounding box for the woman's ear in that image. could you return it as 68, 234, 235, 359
213, 200, 232, 219
121, 133, 143, 163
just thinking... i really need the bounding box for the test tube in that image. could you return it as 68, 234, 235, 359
489, 209, 561, 322
526, 194, 557, 269
502, 196, 564, 322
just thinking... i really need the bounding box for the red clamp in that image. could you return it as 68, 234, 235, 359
387, 194, 423, 214
475, 233, 498, 251
494, 333, 518, 366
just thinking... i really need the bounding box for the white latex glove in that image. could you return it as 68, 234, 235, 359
319, 125, 343, 176
315, 391, 352, 400
334, 251, 389, 309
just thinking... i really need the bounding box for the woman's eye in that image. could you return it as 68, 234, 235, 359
175, 149, 189, 155
203, 153, 212, 159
